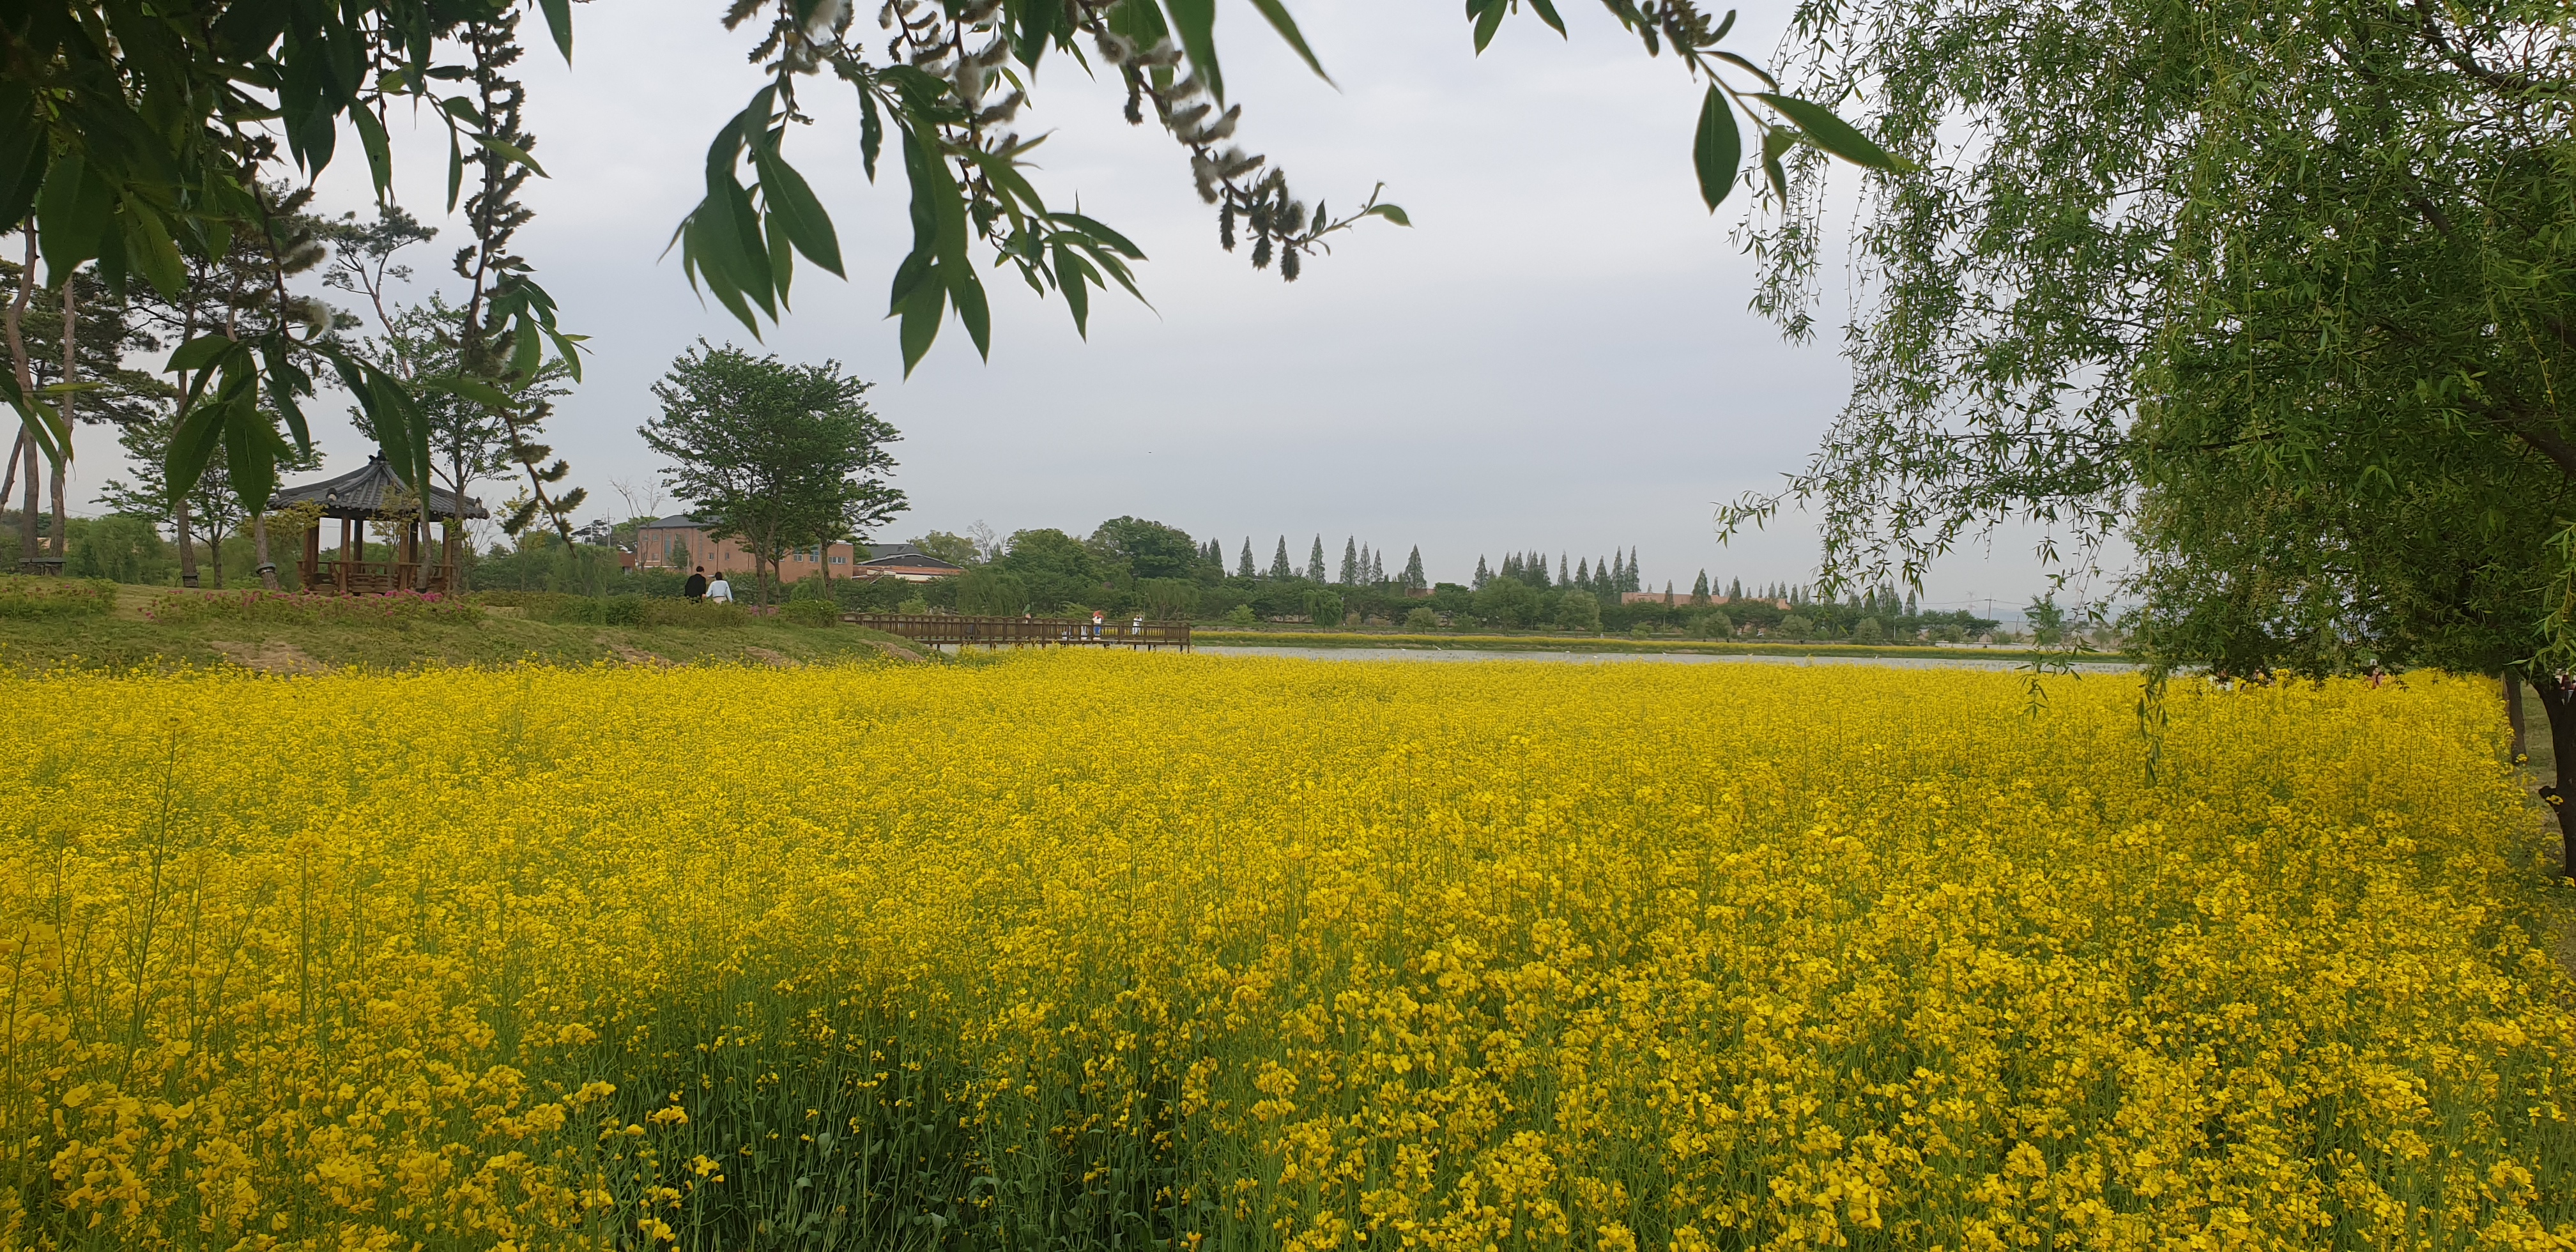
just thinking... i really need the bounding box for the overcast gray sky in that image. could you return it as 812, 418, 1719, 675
70, 0, 2082, 613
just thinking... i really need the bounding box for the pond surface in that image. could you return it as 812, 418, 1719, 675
1188, 646, 2138, 673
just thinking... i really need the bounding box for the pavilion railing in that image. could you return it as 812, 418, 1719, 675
843, 613, 1191, 651
298, 558, 466, 595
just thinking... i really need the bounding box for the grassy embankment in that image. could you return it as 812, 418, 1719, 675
0, 577, 928, 672
1195, 627, 2135, 662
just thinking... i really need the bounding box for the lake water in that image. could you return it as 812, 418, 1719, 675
1187, 646, 2138, 673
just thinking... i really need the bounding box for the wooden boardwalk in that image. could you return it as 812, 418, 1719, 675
843, 613, 1192, 652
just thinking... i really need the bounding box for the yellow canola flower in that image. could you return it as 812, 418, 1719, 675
0, 653, 2570, 1251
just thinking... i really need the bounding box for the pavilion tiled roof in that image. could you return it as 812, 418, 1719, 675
269, 456, 489, 519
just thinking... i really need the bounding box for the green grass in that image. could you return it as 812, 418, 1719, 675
1194, 628, 2134, 662
0, 579, 929, 673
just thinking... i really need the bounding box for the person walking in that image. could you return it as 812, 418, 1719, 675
707, 572, 735, 604
684, 565, 709, 602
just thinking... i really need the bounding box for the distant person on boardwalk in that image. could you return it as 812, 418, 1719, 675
1091, 609, 1105, 639
684, 566, 709, 602
707, 573, 735, 604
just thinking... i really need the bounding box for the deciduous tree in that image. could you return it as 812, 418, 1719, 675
641, 342, 904, 606
1735, 0, 2576, 873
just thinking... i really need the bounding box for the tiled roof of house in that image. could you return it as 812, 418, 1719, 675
859, 545, 960, 569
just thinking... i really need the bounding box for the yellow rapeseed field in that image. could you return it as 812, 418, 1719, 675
1, 653, 2571, 1251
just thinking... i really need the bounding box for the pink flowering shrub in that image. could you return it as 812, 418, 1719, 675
0, 576, 114, 619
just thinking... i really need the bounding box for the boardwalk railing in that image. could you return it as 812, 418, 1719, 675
844, 612, 1192, 651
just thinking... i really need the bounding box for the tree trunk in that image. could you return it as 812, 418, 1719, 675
52, 275, 73, 559
254, 513, 280, 590
207, 529, 224, 589
46, 456, 63, 560
17, 436, 34, 570
2531, 677, 2576, 883
2506, 671, 2527, 761
4, 228, 36, 570
176, 498, 199, 587
0, 429, 19, 524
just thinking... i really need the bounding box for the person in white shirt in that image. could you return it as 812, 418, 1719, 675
707, 574, 735, 604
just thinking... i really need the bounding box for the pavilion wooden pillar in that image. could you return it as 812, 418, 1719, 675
302, 524, 320, 590
338, 518, 354, 593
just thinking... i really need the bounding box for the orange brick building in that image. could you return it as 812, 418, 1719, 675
634, 515, 964, 582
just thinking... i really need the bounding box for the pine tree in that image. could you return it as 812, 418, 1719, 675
1729, 577, 1742, 600
1475, 555, 1490, 588
1500, 554, 1519, 581
1626, 547, 1641, 592
1239, 538, 1256, 579
1307, 536, 1327, 583
1269, 537, 1292, 581
1403, 546, 1426, 591
1558, 553, 1570, 586
1692, 570, 1710, 604
1338, 537, 1359, 585
1663, 579, 1674, 603
1575, 558, 1591, 590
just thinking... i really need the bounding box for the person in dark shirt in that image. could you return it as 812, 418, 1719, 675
684, 566, 709, 602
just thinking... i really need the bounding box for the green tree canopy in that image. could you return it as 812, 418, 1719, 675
1091, 516, 1200, 581
993, 528, 1105, 612
640, 342, 904, 606
1473, 575, 1536, 629
1742, 0, 2576, 869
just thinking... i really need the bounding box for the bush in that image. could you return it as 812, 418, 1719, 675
548, 596, 651, 627
144, 589, 482, 626
1553, 590, 1601, 632
955, 569, 1029, 616
781, 599, 838, 627
1471, 577, 1535, 629
1137, 577, 1198, 621
1402, 606, 1439, 631
633, 569, 692, 599
1852, 617, 1887, 645
0, 575, 115, 619
1301, 590, 1344, 627
1778, 614, 1815, 640
1222, 604, 1257, 627
643, 600, 750, 628
66, 515, 173, 584
473, 590, 574, 612
1690, 611, 1735, 639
